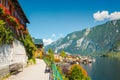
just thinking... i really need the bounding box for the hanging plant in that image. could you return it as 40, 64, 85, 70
23, 29, 28, 34
6, 16, 19, 27
0, 4, 19, 27
4, 8, 10, 18
0, 4, 5, 17
18, 24, 24, 30
0, 20, 14, 46
0, 4, 10, 18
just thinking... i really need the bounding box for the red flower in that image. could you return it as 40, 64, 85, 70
23, 30, 28, 34
16, 18, 19, 23
18, 25, 24, 30
5, 8, 10, 15
0, 4, 10, 18
0, 4, 4, 9
4, 8, 10, 17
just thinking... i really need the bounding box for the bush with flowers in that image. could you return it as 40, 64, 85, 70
18, 25, 24, 30
0, 4, 19, 27
6, 16, 19, 26
23, 29, 28, 34
0, 4, 5, 16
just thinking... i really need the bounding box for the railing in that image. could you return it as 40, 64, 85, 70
43, 57, 62, 80
51, 63, 62, 80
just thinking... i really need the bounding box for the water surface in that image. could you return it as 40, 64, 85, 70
82, 57, 120, 80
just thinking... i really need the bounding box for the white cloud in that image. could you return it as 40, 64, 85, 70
52, 33, 56, 37
93, 11, 109, 21
93, 11, 120, 21
109, 12, 120, 20
43, 39, 53, 46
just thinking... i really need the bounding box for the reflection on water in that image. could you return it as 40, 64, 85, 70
81, 57, 120, 80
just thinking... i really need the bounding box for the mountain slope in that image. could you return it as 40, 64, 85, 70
45, 20, 120, 55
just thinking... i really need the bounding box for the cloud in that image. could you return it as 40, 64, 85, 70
52, 33, 56, 37
93, 11, 120, 21
109, 12, 120, 20
43, 39, 53, 46
93, 11, 109, 21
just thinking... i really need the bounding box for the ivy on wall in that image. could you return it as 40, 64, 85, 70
0, 20, 14, 46
22, 33, 37, 64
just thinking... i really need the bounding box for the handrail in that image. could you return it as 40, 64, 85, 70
51, 63, 62, 80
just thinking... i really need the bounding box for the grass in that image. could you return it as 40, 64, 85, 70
0, 73, 11, 80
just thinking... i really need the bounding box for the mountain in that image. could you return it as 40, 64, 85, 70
45, 19, 120, 55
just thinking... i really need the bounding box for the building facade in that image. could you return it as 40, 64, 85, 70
33, 38, 44, 58
0, 0, 29, 39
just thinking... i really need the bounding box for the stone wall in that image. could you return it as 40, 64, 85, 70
0, 39, 27, 78
0, 65, 10, 79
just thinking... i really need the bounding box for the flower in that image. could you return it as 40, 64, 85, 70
23, 29, 28, 34
0, 4, 20, 27
0, 4, 5, 9
6, 16, 19, 27
4, 8, 10, 17
0, 4, 11, 18
18, 24, 24, 30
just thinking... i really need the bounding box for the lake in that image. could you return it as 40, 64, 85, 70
81, 57, 120, 80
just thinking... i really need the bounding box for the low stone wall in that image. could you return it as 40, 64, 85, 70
0, 62, 24, 79
0, 65, 10, 79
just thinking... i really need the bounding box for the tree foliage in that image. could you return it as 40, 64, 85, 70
60, 50, 66, 58
68, 64, 91, 80
48, 48, 54, 63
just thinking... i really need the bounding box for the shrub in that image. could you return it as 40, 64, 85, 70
68, 64, 91, 80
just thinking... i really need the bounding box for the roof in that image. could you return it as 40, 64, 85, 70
33, 39, 43, 45
12, 0, 30, 23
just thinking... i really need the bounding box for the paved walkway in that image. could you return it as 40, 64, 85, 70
6, 59, 49, 80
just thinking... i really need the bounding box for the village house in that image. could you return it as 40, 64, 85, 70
0, 0, 29, 39
32, 38, 44, 58
54, 53, 63, 62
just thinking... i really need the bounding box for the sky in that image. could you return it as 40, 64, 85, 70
19, 0, 120, 46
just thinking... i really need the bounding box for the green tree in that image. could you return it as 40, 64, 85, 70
60, 50, 66, 58
48, 48, 54, 63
